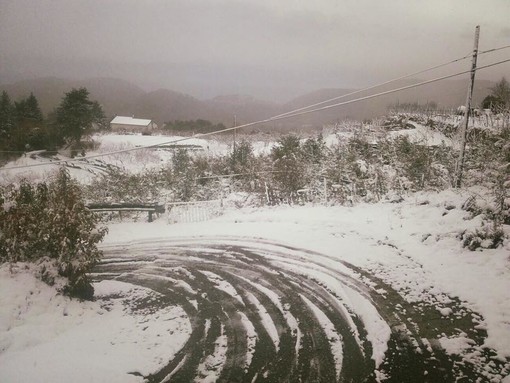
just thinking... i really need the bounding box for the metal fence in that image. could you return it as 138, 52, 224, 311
166, 199, 224, 224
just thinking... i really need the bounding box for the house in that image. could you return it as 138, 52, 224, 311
110, 116, 157, 133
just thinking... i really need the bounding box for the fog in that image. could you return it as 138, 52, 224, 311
1, 0, 509, 101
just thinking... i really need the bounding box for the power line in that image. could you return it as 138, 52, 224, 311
2, 57, 509, 173
273, 52, 473, 119
479, 44, 510, 55
274, 45, 510, 120
266, 58, 510, 121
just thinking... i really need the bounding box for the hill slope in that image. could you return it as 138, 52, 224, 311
0, 77, 495, 128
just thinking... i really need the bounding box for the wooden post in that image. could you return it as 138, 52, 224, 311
323, 177, 328, 204
233, 114, 237, 160
456, 25, 480, 188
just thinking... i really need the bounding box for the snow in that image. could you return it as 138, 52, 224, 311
110, 116, 152, 126
438, 333, 475, 355
340, 285, 391, 367
238, 312, 257, 371
194, 324, 228, 383
240, 276, 302, 357
388, 122, 455, 147
199, 270, 244, 305
244, 291, 280, 351
0, 133, 231, 185
0, 265, 191, 382
1, 130, 510, 380
301, 295, 343, 380
100, 187, 510, 362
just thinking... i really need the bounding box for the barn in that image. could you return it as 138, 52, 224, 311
110, 116, 157, 133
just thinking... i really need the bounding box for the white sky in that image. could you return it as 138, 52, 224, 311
1, 0, 509, 100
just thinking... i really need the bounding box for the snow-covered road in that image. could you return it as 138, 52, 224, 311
2, 189, 510, 382
93, 235, 507, 382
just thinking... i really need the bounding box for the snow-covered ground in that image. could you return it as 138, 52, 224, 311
102, 188, 510, 357
1, 187, 509, 381
0, 133, 276, 185
1, 128, 510, 381
0, 264, 190, 382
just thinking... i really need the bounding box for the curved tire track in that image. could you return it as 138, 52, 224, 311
93, 237, 509, 382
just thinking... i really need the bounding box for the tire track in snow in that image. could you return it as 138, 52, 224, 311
94, 237, 509, 382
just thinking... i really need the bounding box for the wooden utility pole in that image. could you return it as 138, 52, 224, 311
232, 114, 237, 167
456, 25, 480, 188
233, 114, 237, 149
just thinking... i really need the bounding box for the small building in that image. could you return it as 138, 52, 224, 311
110, 116, 157, 133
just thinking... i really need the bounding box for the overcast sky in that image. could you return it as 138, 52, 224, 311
1, 0, 509, 101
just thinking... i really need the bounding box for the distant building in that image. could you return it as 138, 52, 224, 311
110, 116, 157, 133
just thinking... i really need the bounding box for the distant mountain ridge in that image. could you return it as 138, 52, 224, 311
0, 76, 495, 129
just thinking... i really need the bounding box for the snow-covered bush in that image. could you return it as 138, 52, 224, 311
84, 167, 161, 204
0, 168, 108, 299
463, 127, 510, 225
461, 226, 505, 251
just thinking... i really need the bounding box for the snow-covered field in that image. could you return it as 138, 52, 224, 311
1, 128, 510, 382
0, 133, 276, 185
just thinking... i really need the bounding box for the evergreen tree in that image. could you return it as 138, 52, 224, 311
54, 88, 105, 145
271, 135, 306, 196
0, 91, 15, 138
491, 77, 510, 105
484, 77, 510, 112
24, 93, 44, 122
231, 140, 254, 174
14, 93, 43, 123
172, 149, 196, 201
10, 93, 46, 151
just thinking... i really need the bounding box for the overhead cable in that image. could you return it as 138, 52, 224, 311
2, 57, 509, 172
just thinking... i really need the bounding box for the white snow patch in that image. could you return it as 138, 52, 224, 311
439, 307, 453, 317
199, 270, 244, 305
301, 295, 343, 380
341, 285, 391, 367
438, 334, 476, 355
194, 324, 228, 383
240, 276, 302, 356
0, 269, 191, 383
238, 312, 257, 371
244, 291, 280, 351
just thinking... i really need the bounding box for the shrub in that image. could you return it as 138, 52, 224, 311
84, 168, 161, 204
461, 226, 505, 251
0, 168, 108, 299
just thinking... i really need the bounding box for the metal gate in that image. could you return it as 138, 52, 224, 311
166, 199, 223, 224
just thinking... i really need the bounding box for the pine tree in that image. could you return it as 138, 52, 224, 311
9, 93, 46, 151
0, 91, 15, 138
24, 93, 44, 122
14, 93, 43, 123
172, 149, 196, 201
54, 87, 105, 145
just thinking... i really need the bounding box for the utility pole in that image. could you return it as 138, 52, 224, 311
456, 25, 480, 188
233, 114, 237, 166
233, 114, 237, 151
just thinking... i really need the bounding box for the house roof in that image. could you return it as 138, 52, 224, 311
110, 116, 152, 126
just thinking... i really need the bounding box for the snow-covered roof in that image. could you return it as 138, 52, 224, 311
110, 116, 152, 126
